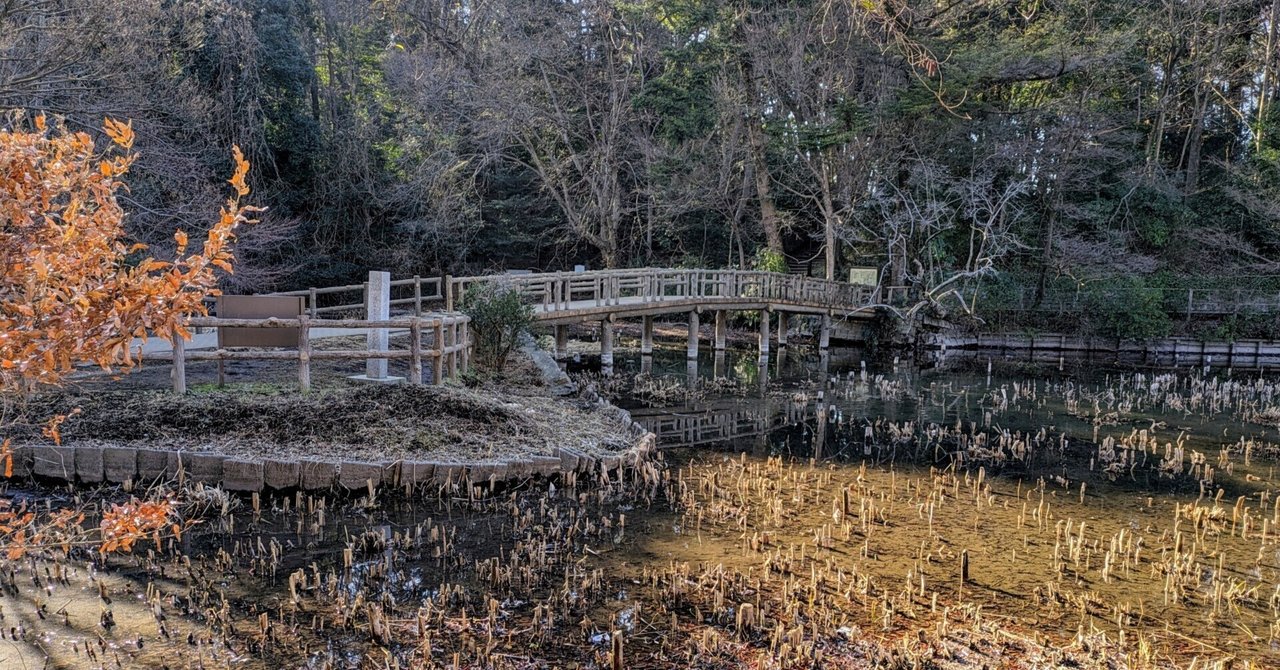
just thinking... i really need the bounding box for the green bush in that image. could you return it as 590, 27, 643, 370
460, 282, 534, 373
753, 247, 788, 274
1085, 278, 1171, 340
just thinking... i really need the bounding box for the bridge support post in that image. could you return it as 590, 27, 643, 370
819, 314, 831, 350
641, 316, 654, 354
714, 311, 727, 351
687, 310, 700, 359
600, 319, 614, 368
758, 309, 770, 358
777, 312, 789, 347
554, 324, 569, 358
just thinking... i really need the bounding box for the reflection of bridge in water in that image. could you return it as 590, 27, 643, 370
630, 400, 815, 450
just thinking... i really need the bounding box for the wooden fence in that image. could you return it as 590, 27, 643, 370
268, 275, 444, 317
929, 332, 1280, 370
148, 314, 471, 393
445, 268, 876, 315
989, 286, 1280, 319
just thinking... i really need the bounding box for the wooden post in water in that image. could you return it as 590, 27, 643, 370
776, 312, 789, 347
554, 324, 569, 358
819, 314, 831, 350
687, 310, 700, 360
640, 316, 654, 355
601, 319, 615, 367
758, 309, 770, 358
714, 311, 728, 351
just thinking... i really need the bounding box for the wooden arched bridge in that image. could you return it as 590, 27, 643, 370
150, 268, 878, 392
447, 268, 877, 363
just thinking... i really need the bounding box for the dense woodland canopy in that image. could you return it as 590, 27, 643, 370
3, 0, 1280, 335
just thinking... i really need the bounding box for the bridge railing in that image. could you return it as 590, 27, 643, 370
446, 268, 875, 314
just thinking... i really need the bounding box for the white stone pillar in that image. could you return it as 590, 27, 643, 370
366, 270, 391, 379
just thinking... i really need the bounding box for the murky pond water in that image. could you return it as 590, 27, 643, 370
5, 345, 1280, 668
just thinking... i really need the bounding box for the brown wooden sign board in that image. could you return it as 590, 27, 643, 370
216, 295, 305, 348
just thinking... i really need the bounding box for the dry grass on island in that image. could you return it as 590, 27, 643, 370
9, 357, 635, 465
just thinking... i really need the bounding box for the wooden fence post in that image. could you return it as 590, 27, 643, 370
448, 320, 459, 378
444, 275, 454, 312
409, 317, 423, 385
298, 315, 311, 393
460, 320, 470, 371
171, 327, 187, 394
413, 275, 422, 316
308, 287, 318, 317
433, 320, 444, 384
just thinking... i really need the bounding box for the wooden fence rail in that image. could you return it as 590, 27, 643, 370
152, 314, 470, 393
265, 275, 445, 317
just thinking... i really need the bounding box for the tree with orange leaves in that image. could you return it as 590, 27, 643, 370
0, 114, 258, 396
0, 115, 251, 558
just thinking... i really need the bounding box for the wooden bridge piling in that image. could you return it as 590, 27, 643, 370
687, 311, 700, 360
758, 309, 771, 358
777, 312, 789, 347
554, 324, 569, 357
600, 319, 615, 367
641, 316, 654, 355
714, 311, 727, 351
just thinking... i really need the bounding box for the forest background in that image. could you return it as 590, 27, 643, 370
4, 0, 1280, 339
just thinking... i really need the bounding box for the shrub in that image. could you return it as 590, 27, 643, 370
460, 282, 534, 373
753, 247, 788, 274
1085, 278, 1171, 340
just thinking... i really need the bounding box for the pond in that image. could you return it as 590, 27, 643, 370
3, 345, 1279, 669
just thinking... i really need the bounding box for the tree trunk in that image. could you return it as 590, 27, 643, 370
747, 119, 783, 254
739, 44, 783, 255
820, 165, 837, 281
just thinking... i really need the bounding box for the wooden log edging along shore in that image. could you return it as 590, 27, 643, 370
6, 402, 657, 494
928, 333, 1280, 370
